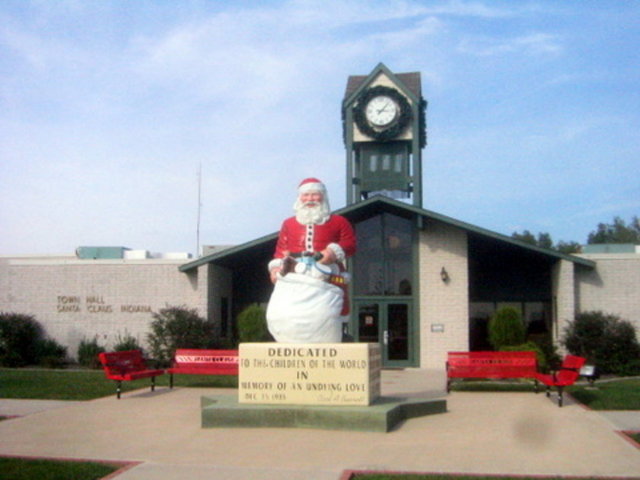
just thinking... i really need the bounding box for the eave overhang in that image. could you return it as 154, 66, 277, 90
179, 195, 596, 272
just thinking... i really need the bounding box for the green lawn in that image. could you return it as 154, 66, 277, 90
0, 368, 237, 400
1, 368, 637, 410
0, 457, 121, 480
568, 378, 640, 410
450, 378, 640, 411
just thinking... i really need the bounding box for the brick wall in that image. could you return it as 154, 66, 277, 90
575, 253, 640, 331
0, 257, 205, 359
551, 259, 575, 353
418, 221, 469, 369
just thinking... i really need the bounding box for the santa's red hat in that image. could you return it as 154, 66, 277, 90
298, 177, 326, 194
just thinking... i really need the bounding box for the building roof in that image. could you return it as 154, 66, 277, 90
179, 195, 595, 272
345, 72, 421, 100
343, 62, 422, 106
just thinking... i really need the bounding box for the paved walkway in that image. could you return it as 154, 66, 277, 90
1, 369, 639, 479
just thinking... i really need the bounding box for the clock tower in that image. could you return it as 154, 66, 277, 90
342, 63, 427, 207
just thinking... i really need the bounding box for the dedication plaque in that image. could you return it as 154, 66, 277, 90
239, 343, 381, 406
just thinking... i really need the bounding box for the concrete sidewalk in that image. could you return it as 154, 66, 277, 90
1, 369, 639, 480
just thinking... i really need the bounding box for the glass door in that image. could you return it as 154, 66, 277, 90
355, 300, 413, 367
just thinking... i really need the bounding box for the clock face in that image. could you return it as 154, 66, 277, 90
365, 95, 399, 127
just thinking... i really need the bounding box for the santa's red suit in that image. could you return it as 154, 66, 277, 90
271, 214, 356, 316
273, 215, 356, 262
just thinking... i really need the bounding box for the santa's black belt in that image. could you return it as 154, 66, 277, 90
289, 251, 324, 261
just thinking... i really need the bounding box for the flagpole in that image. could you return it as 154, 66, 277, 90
196, 163, 202, 257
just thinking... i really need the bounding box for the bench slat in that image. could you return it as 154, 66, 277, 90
446, 351, 538, 393
168, 349, 239, 388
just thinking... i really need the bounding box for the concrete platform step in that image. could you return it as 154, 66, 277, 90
201, 394, 447, 432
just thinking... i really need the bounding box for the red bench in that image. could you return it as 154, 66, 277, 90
446, 351, 538, 393
535, 354, 586, 407
98, 350, 165, 399
167, 349, 239, 388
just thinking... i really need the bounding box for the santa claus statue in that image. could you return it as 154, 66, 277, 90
266, 178, 356, 343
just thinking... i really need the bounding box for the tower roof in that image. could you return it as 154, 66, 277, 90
343, 63, 422, 106
345, 71, 422, 100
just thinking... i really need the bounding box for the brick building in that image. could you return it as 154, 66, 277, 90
2, 196, 637, 369
2, 65, 638, 368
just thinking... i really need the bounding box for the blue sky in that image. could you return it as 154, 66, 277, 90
1, 0, 638, 256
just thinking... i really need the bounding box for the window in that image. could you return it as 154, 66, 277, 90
353, 213, 413, 296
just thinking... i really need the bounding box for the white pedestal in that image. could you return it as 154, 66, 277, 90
238, 343, 381, 406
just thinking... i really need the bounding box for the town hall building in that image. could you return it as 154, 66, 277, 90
1, 64, 638, 369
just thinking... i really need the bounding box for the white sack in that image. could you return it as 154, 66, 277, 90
266, 273, 343, 343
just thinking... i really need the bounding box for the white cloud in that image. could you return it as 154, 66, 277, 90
0, 0, 638, 254
457, 32, 564, 57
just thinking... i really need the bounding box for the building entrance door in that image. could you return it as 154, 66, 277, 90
354, 300, 414, 367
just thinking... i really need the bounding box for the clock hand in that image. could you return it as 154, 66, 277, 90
377, 101, 391, 114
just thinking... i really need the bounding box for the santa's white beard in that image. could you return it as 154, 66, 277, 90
295, 201, 330, 225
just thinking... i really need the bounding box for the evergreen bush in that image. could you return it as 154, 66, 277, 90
488, 307, 526, 350
77, 337, 105, 369
563, 311, 640, 375
0, 312, 43, 366
0, 312, 66, 367
237, 304, 270, 343
113, 332, 141, 352
35, 338, 68, 368
147, 306, 216, 365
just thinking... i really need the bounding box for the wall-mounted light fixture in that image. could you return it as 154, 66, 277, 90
440, 267, 450, 283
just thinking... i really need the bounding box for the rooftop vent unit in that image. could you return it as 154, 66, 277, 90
75, 246, 130, 259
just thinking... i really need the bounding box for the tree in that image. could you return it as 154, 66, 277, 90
511, 230, 537, 246
536, 232, 553, 250
512, 214, 639, 254
511, 230, 580, 254
555, 240, 582, 255
587, 216, 640, 244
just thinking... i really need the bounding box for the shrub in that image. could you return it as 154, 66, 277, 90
0, 312, 44, 366
0, 312, 69, 368
563, 311, 640, 375
237, 304, 270, 343
488, 307, 526, 350
501, 341, 548, 371
35, 338, 68, 368
528, 334, 562, 372
113, 332, 141, 352
147, 306, 216, 365
77, 337, 105, 369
